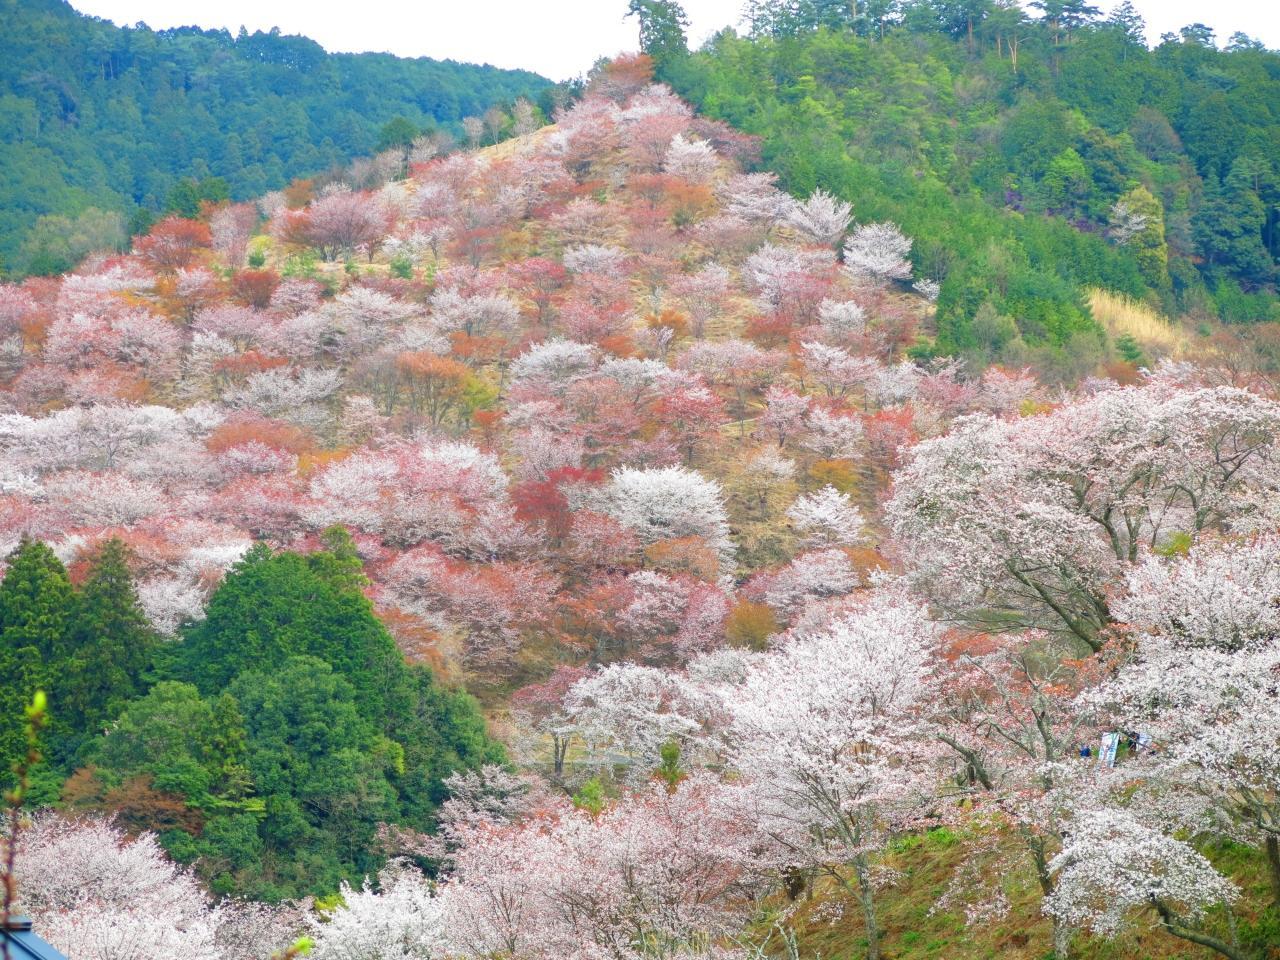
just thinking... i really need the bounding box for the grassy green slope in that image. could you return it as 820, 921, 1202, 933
772, 827, 1276, 959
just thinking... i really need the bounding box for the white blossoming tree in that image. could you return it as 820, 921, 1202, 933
726, 588, 940, 960
786, 486, 865, 547
1045, 810, 1241, 959
600, 465, 735, 572
842, 222, 913, 286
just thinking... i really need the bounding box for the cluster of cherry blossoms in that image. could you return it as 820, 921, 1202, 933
4, 52, 1279, 960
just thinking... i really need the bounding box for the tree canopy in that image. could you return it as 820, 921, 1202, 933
667, 5, 1280, 335
0, 0, 551, 275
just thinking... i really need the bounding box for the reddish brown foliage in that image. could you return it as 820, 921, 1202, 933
102, 776, 206, 835
589, 53, 656, 101
206, 416, 316, 456
231, 269, 281, 308
134, 217, 213, 272
211, 351, 289, 378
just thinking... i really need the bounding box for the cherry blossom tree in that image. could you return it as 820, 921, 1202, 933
547, 776, 768, 957
209, 203, 259, 269
677, 339, 782, 431
173, 266, 223, 318
670, 264, 731, 339
760, 386, 811, 448
927, 628, 1107, 949
308, 860, 445, 960
512, 665, 592, 780
786, 486, 864, 547
663, 134, 720, 184
381, 546, 556, 667
1045, 809, 1242, 959
815, 298, 867, 345
784, 189, 853, 247
726, 588, 941, 960
887, 385, 1280, 652
11, 815, 245, 960
441, 816, 568, 959
718, 172, 792, 225
755, 548, 861, 622
274, 189, 391, 262
136, 575, 208, 637
194, 305, 272, 351
45, 471, 165, 527
0, 404, 217, 473
0, 284, 37, 340
304, 441, 514, 555
743, 244, 835, 321
508, 257, 569, 328
227, 368, 342, 429
563, 244, 629, 277
429, 288, 520, 340
800, 342, 878, 400
1094, 536, 1280, 903
565, 662, 710, 777
800, 405, 865, 460
43, 309, 183, 384
442, 774, 763, 960
508, 340, 600, 395
653, 384, 727, 464
598, 466, 734, 573
842, 222, 913, 286
978, 366, 1038, 416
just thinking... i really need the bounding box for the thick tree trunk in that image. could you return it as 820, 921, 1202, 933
1266, 833, 1280, 908
1051, 915, 1073, 959
852, 856, 881, 960
1023, 833, 1073, 958
552, 734, 568, 781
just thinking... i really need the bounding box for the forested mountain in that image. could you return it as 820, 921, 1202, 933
648, 0, 1280, 348
1, 5, 1280, 960
0, 0, 551, 275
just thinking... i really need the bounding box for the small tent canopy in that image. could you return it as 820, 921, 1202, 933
1, 915, 69, 960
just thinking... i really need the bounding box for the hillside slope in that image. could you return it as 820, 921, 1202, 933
1, 50, 1278, 960
0, 0, 552, 275
662, 7, 1280, 356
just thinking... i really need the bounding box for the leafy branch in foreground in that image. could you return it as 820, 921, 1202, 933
1, 690, 47, 960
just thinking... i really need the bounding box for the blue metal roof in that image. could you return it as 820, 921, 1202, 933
2, 916, 70, 960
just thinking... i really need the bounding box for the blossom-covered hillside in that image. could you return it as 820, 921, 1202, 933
0, 55, 959, 680
3, 53, 1279, 960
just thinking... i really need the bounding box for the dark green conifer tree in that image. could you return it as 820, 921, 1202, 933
627, 0, 691, 70
0, 541, 73, 774
63, 538, 157, 741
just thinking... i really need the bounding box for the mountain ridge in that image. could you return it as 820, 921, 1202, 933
0, 0, 553, 276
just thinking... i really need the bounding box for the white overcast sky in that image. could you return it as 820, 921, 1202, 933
68, 1, 1280, 81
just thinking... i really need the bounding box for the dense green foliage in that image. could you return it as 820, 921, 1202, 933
0, 541, 73, 775
0, 0, 551, 275
661, 2, 1280, 358
62, 538, 158, 740
178, 541, 402, 709
0, 533, 504, 900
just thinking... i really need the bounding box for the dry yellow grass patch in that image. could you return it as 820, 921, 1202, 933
475, 123, 557, 164
1089, 288, 1189, 357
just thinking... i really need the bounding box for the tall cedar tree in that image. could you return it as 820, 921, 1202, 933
63, 539, 158, 744
0, 541, 72, 774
